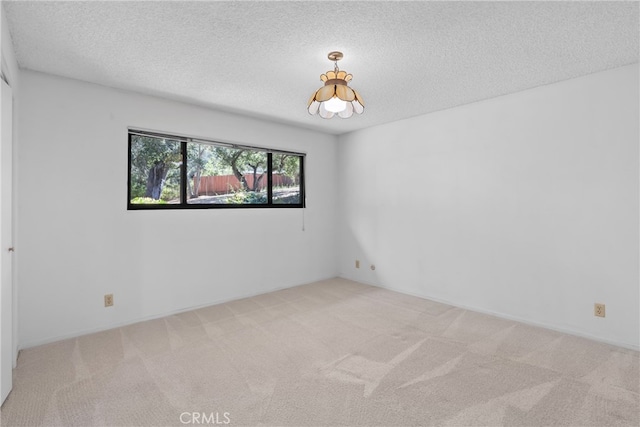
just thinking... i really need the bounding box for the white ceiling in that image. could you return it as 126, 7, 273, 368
4, 1, 638, 135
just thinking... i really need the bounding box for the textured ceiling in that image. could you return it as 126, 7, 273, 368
4, 1, 639, 135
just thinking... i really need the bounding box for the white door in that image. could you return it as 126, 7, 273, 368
0, 78, 13, 404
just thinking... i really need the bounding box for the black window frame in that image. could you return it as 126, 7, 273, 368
127, 130, 306, 210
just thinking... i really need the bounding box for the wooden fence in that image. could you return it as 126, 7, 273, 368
195, 174, 295, 195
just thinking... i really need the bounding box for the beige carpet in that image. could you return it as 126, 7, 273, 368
1, 278, 638, 426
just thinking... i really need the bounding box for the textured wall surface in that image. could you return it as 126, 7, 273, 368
338, 64, 639, 349
16, 71, 338, 348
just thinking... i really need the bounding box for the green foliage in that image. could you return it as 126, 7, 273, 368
226, 191, 267, 204
187, 143, 230, 177
213, 147, 267, 191
192, 145, 231, 176
130, 136, 181, 200
130, 182, 146, 200
160, 183, 180, 201
130, 197, 167, 205
273, 194, 300, 204
273, 154, 299, 178
213, 147, 266, 173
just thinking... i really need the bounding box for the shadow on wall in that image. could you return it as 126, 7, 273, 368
342, 219, 381, 287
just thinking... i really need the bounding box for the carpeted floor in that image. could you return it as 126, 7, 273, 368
1, 278, 638, 426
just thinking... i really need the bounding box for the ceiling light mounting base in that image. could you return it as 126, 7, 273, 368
328, 51, 343, 62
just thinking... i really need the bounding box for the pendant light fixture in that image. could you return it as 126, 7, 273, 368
307, 51, 364, 119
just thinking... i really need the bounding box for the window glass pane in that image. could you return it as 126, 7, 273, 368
272, 154, 302, 205
187, 143, 268, 205
129, 135, 182, 204
128, 130, 305, 209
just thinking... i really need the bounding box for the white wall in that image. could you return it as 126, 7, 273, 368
1, 7, 19, 86
338, 64, 639, 349
1, 4, 20, 367
15, 64, 640, 350
17, 70, 338, 348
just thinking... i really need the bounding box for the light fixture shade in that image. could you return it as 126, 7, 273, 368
308, 52, 364, 119
318, 102, 334, 119
338, 102, 354, 118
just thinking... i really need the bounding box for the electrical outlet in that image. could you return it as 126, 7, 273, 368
355, 260, 360, 269
594, 303, 605, 318
104, 294, 114, 307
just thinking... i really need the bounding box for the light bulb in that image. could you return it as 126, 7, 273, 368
324, 96, 347, 113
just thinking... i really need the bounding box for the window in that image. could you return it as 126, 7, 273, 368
128, 130, 305, 209
129, 135, 182, 205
